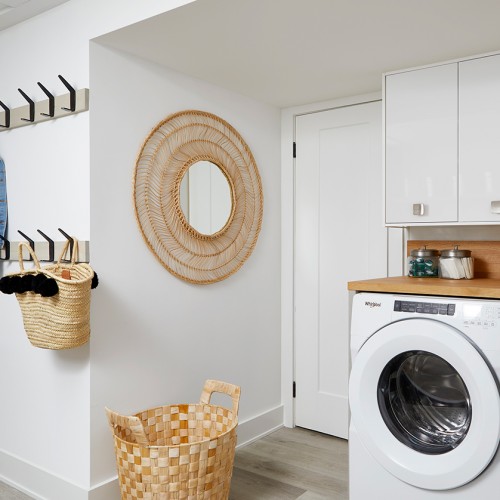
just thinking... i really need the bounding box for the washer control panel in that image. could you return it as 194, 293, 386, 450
393, 300, 455, 316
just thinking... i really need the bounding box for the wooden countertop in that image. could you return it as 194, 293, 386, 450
348, 276, 500, 299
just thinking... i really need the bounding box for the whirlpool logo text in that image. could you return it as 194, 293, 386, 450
365, 301, 381, 308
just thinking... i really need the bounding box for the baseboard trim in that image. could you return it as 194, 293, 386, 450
0, 405, 284, 499
236, 404, 284, 447
0, 448, 88, 500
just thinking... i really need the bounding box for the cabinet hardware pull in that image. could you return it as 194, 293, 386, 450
491, 201, 500, 214
413, 203, 425, 216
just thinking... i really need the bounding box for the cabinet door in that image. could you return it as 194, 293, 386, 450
459, 55, 500, 222
385, 64, 458, 224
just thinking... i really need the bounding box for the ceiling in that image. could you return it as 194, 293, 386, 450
96, 0, 500, 107
0, 0, 68, 30
5, 0, 500, 107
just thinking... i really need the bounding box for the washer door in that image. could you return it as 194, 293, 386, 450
349, 318, 500, 491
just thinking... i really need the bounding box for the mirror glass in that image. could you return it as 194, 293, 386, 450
180, 161, 232, 235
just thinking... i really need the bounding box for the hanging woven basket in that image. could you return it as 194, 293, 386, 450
0, 240, 96, 349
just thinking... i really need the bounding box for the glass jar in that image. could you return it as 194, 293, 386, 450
408, 247, 440, 278
439, 246, 474, 279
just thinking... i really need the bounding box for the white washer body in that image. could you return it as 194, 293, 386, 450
349, 292, 500, 499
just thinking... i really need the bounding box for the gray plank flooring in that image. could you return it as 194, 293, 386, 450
0, 482, 31, 499
0, 427, 348, 499
230, 426, 348, 500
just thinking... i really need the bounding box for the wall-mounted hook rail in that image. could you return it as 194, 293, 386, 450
6, 233, 90, 263
0, 76, 89, 133
0, 101, 10, 128
0, 235, 10, 261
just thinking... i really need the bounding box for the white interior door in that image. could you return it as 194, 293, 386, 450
294, 101, 388, 438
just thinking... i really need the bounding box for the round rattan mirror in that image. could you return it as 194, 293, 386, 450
134, 110, 263, 284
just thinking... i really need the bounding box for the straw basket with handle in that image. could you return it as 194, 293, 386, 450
0, 239, 96, 349
106, 379, 241, 500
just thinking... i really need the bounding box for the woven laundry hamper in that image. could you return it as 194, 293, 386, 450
106, 380, 240, 500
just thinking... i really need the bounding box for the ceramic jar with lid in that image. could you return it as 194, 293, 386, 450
439, 245, 474, 279
408, 246, 440, 277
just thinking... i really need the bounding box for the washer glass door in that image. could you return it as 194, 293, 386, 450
378, 350, 471, 455
349, 318, 500, 491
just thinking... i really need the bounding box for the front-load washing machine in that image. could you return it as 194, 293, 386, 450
349, 292, 500, 499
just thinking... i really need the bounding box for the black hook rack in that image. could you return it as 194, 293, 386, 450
37, 229, 54, 262
18, 230, 34, 260
0, 101, 10, 128
58, 75, 76, 112
0, 235, 10, 261
37, 82, 55, 118
0, 231, 89, 263
0, 76, 89, 132
18, 88, 35, 122
58, 227, 75, 262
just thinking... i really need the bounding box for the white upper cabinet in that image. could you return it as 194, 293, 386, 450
385, 52, 500, 226
385, 63, 458, 224
459, 54, 500, 222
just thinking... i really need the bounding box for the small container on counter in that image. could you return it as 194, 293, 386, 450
408, 246, 440, 278
439, 246, 474, 279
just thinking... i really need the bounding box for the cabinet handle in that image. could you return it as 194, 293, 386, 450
491, 201, 500, 214
413, 203, 425, 216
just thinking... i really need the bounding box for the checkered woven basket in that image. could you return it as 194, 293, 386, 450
106, 380, 240, 499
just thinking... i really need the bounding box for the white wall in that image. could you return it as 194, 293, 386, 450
0, 0, 278, 498
88, 43, 282, 488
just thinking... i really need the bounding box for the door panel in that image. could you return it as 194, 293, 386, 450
295, 101, 390, 437
385, 64, 458, 223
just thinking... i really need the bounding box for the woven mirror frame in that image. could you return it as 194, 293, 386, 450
134, 110, 263, 284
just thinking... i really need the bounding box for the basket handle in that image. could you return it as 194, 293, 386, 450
199, 379, 240, 416
105, 407, 150, 446
18, 242, 41, 271
56, 237, 79, 266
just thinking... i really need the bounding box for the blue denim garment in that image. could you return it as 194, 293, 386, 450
0, 158, 6, 249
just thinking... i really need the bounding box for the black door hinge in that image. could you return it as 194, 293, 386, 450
293, 381, 296, 398
293, 142, 296, 158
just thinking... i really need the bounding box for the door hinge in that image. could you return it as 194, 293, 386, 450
293, 141, 296, 158
293, 381, 296, 398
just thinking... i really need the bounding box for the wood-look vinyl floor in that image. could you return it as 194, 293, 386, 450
0, 427, 348, 499
0, 482, 31, 499
230, 427, 348, 500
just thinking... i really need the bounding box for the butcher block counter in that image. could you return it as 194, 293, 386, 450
348, 276, 500, 300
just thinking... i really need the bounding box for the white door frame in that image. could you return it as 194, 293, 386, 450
280, 91, 383, 428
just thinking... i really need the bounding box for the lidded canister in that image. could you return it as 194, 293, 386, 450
439, 245, 474, 279
408, 246, 440, 278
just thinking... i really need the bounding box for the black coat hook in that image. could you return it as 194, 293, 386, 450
18, 89, 35, 122
58, 75, 76, 112
58, 227, 74, 262
18, 230, 34, 261
37, 82, 55, 118
37, 229, 54, 262
0, 101, 10, 128
0, 235, 10, 261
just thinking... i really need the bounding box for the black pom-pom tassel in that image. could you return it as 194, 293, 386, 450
91, 271, 99, 289
32, 273, 48, 294
0, 276, 15, 295
9, 275, 23, 294
18, 274, 35, 293
38, 278, 59, 297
